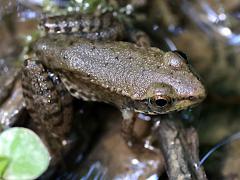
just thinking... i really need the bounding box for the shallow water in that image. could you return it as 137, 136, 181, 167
1, 0, 240, 179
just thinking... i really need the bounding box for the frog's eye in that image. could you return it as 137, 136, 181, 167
172, 50, 188, 60
149, 95, 172, 108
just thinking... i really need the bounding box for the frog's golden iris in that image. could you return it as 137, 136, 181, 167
149, 95, 172, 108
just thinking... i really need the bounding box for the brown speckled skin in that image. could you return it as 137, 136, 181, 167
22, 60, 72, 135
22, 12, 206, 152
35, 35, 206, 114
40, 13, 123, 40
22, 59, 73, 157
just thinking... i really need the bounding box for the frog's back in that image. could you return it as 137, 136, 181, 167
35, 34, 167, 99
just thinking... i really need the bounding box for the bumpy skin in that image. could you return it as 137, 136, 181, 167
22, 60, 72, 136
22, 12, 206, 152
35, 35, 205, 113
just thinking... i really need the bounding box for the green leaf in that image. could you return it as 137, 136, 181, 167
0, 127, 50, 179
0, 156, 9, 177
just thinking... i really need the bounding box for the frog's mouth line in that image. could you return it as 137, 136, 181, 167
134, 95, 205, 115
175, 95, 206, 102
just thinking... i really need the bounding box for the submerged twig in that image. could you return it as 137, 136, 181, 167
199, 131, 240, 167
153, 115, 207, 180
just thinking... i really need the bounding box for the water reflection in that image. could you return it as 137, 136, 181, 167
181, 0, 240, 45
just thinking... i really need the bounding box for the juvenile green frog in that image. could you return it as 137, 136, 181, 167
22, 12, 206, 153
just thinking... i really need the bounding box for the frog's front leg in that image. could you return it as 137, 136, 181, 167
121, 109, 136, 147
121, 109, 153, 153
22, 59, 73, 158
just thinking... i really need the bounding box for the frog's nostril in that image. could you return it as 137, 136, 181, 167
188, 96, 195, 100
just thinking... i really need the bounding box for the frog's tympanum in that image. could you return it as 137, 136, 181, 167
22, 13, 206, 153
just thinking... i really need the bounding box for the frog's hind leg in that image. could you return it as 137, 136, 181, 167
22, 59, 73, 160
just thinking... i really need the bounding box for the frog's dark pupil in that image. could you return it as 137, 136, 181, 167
155, 99, 168, 107
173, 50, 187, 60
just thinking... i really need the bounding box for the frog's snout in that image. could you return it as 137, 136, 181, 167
171, 73, 207, 112
194, 80, 207, 102
182, 81, 207, 107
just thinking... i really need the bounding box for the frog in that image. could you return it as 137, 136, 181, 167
21, 12, 206, 154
